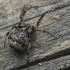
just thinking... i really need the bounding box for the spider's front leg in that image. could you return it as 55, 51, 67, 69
35, 12, 46, 29
4, 26, 17, 48
35, 9, 55, 29
35, 11, 57, 39
18, 5, 40, 27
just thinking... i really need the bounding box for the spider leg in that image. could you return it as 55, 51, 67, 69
32, 39, 40, 47
27, 43, 31, 70
36, 12, 45, 29
35, 9, 53, 29
4, 26, 17, 48
18, 9, 26, 27
35, 30, 57, 39
18, 5, 40, 27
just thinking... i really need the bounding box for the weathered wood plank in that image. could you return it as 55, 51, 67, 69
0, 0, 70, 70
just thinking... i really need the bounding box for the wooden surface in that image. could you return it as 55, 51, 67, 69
0, 0, 70, 70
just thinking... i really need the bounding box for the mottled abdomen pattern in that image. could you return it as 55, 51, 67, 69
8, 30, 29, 51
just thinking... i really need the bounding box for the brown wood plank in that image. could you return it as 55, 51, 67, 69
0, 0, 70, 70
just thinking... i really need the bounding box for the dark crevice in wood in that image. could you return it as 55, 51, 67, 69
0, 2, 70, 31
60, 66, 70, 70
9, 47, 70, 70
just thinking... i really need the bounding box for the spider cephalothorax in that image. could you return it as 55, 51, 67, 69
25, 26, 35, 36
4, 5, 56, 70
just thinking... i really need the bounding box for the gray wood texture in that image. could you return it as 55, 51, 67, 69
22, 55, 70, 70
0, 0, 70, 70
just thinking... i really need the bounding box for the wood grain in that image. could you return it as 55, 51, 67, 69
0, 0, 70, 70
22, 55, 70, 70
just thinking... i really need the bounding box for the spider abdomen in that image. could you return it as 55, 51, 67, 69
8, 30, 29, 51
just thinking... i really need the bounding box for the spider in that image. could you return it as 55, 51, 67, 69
4, 5, 56, 70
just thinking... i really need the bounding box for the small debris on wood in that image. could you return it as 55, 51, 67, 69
38, 62, 42, 66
